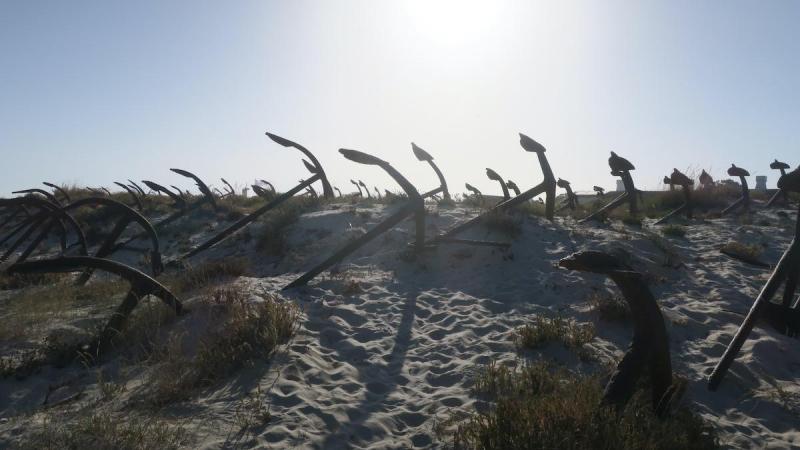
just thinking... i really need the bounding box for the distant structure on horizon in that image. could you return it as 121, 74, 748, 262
755, 176, 767, 191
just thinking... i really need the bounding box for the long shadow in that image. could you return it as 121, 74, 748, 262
318, 286, 418, 448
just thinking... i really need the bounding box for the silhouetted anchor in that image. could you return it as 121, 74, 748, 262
580, 151, 639, 222
698, 169, 714, 189
464, 183, 482, 201
655, 169, 694, 225
709, 165, 800, 391
721, 164, 751, 216
557, 178, 579, 211
127, 180, 147, 197
221, 178, 236, 197
358, 180, 371, 198
114, 182, 143, 210
506, 180, 521, 196
593, 186, 605, 197
374, 187, 382, 199
559, 251, 674, 416
142, 181, 185, 208
43, 182, 71, 203
486, 168, 510, 200
350, 179, 363, 197
8, 256, 182, 356
767, 160, 791, 207
334, 187, 342, 197
412, 143, 450, 200
0, 196, 86, 264
433, 133, 557, 243
179, 132, 332, 260
663, 176, 675, 191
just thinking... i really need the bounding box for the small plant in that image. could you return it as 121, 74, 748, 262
621, 214, 643, 227
720, 241, 763, 261
255, 198, 309, 256
146, 286, 299, 405
513, 315, 594, 350
166, 258, 248, 294
440, 361, 720, 450
587, 292, 630, 322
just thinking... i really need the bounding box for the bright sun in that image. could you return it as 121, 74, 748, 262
401, 0, 505, 46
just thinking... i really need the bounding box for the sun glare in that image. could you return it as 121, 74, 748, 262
401, 0, 505, 46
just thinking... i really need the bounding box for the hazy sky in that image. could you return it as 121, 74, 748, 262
2, 1, 798, 198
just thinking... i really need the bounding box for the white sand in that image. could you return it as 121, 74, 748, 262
1, 199, 799, 448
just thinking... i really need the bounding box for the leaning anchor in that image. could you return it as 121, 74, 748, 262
708, 165, 800, 391
766, 160, 791, 207
580, 151, 638, 223
655, 169, 694, 225
721, 164, 750, 216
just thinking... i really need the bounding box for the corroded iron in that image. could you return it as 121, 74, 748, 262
767, 159, 791, 207
559, 251, 673, 416
114, 182, 143, 210
43, 182, 71, 203
721, 164, 750, 216
141, 180, 185, 208
221, 178, 236, 197
557, 178, 578, 211
434, 133, 557, 242
655, 169, 694, 225
350, 179, 363, 197
180, 132, 331, 259
170, 168, 217, 211
506, 180, 521, 196
358, 180, 371, 198
709, 166, 800, 391
266, 132, 334, 198
486, 168, 510, 200
63, 197, 162, 284
464, 183, 482, 200
0, 197, 88, 264
13, 188, 62, 206
580, 151, 639, 223
699, 170, 714, 189
8, 256, 181, 355
285, 148, 426, 289
412, 143, 450, 200
127, 180, 147, 197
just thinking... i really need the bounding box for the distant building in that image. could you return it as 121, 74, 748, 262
616, 180, 625, 192
755, 176, 767, 191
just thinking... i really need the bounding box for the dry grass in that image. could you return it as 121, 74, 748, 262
587, 292, 630, 322
484, 211, 522, 238
513, 315, 595, 350
165, 258, 249, 294
256, 197, 313, 256
145, 286, 299, 405
15, 412, 188, 450
440, 361, 719, 450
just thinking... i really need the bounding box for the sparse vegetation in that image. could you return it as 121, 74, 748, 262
440, 361, 719, 450
484, 210, 522, 237
513, 315, 594, 350
165, 258, 249, 294
256, 197, 312, 256
145, 286, 299, 405
16, 412, 188, 450
720, 241, 764, 264
587, 292, 630, 322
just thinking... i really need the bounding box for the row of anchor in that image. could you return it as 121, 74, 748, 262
1, 131, 798, 398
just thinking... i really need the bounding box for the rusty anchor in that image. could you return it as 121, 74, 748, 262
486, 168, 510, 200
580, 151, 639, 223
699, 169, 714, 189
557, 178, 579, 211
766, 160, 791, 207
655, 169, 694, 225
721, 164, 751, 216
12, 188, 62, 207
358, 180, 371, 198
412, 143, 451, 200
43, 182, 72, 203
436, 134, 556, 245
141, 181, 186, 208
464, 183, 483, 201
221, 178, 236, 197
350, 180, 363, 197
559, 251, 674, 416
7, 256, 181, 356
113, 182, 143, 210
708, 165, 800, 391
506, 180, 522, 197
285, 148, 427, 289
178, 132, 330, 259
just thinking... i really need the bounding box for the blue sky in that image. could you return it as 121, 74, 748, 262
1, 1, 798, 197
